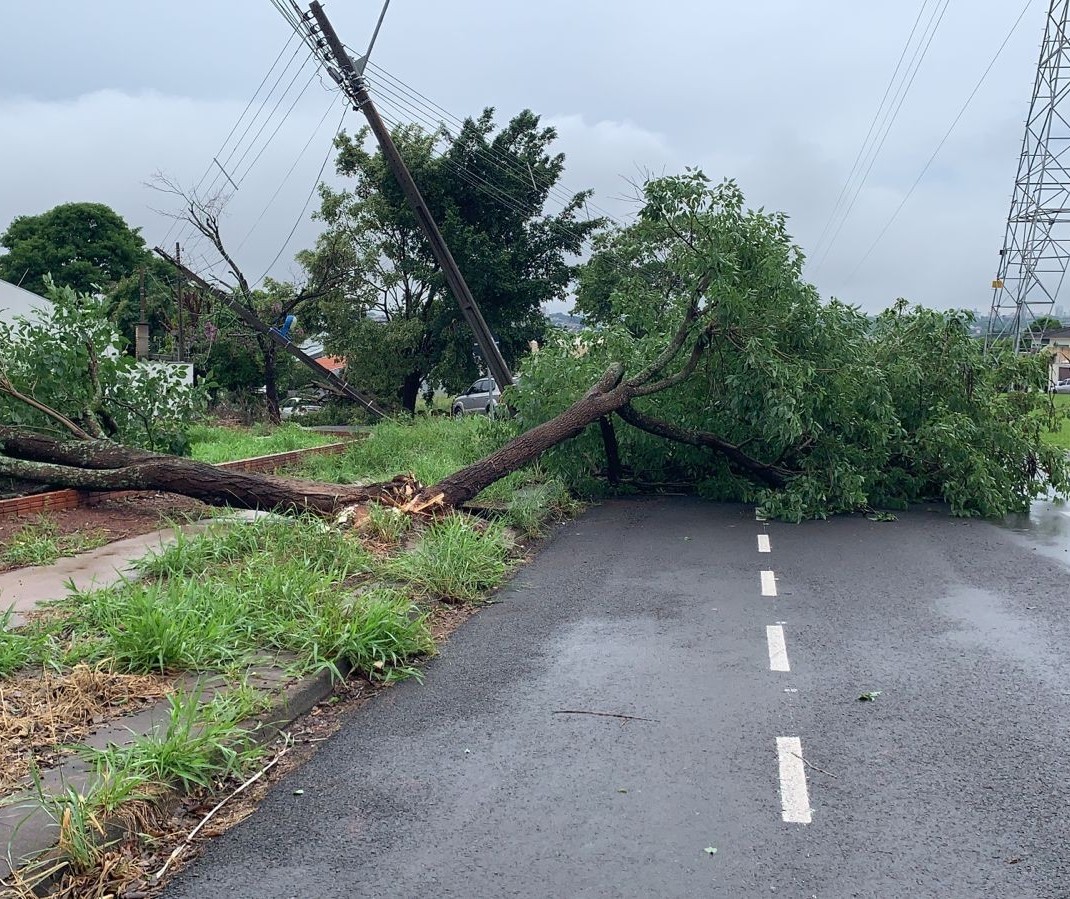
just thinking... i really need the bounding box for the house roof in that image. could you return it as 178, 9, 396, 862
0, 278, 46, 324
316, 355, 346, 374
1036, 326, 1070, 339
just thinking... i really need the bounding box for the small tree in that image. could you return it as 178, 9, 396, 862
0, 281, 204, 453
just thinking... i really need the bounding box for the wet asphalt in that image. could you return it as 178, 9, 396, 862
163, 498, 1070, 899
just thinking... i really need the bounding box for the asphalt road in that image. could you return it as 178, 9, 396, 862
164, 498, 1070, 898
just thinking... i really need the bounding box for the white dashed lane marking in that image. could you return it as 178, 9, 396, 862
766, 625, 790, 671
760, 570, 777, 596
776, 737, 812, 824
758, 534, 771, 553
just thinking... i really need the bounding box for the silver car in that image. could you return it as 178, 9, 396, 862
280, 397, 324, 419
451, 378, 501, 416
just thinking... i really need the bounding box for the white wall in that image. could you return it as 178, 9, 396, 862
0, 278, 45, 325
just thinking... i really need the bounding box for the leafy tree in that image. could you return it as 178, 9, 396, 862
509, 171, 1068, 519
0, 203, 148, 297
1026, 315, 1064, 336
0, 280, 204, 453
305, 108, 603, 412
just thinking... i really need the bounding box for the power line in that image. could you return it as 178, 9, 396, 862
812, 0, 952, 273
809, 1, 934, 261
234, 66, 322, 185
366, 61, 622, 224
237, 93, 344, 254
255, 104, 349, 285
844, 0, 1036, 285
159, 32, 298, 247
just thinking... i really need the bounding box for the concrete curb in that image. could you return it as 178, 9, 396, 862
0, 661, 345, 890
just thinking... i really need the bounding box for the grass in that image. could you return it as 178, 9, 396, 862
1, 516, 110, 568
187, 423, 336, 464
1044, 393, 1070, 449
82, 687, 265, 793
295, 416, 580, 534
0, 414, 583, 892
61, 517, 430, 680
388, 514, 513, 603
0, 609, 45, 677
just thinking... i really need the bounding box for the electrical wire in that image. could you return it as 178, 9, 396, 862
366, 61, 622, 224
159, 32, 299, 247
812, 0, 953, 273
842, 0, 1035, 285
810, 0, 934, 261
255, 105, 350, 285
235, 66, 322, 185
237, 93, 344, 254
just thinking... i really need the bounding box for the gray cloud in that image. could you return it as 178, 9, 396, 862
0, 1, 1045, 315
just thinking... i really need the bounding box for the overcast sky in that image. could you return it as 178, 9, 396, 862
0, 1, 1046, 314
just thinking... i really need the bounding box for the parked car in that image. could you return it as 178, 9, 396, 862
451, 378, 501, 416
280, 396, 324, 419
1053, 379, 1070, 394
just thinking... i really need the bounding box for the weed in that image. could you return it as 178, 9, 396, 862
63, 517, 429, 679
295, 416, 514, 487
1, 517, 110, 568
364, 502, 412, 545
388, 514, 513, 602
502, 479, 582, 536
0, 609, 53, 678
83, 687, 262, 793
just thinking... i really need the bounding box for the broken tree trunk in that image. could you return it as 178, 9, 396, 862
0, 427, 416, 515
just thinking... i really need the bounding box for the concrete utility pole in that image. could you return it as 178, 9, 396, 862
300, 1, 514, 390
136, 266, 149, 359
154, 245, 386, 417
175, 242, 186, 363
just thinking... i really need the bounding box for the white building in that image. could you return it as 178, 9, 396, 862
0, 277, 46, 325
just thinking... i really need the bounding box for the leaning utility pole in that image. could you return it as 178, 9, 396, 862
294, 1, 514, 390
154, 246, 386, 417
987, 0, 1070, 351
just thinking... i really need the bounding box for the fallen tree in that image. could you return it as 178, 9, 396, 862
3, 172, 1067, 520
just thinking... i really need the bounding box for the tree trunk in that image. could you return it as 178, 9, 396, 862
598, 416, 622, 485
400, 371, 421, 414
0, 428, 416, 515
412, 364, 631, 509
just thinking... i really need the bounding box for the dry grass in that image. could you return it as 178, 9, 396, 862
0, 664, 173, 793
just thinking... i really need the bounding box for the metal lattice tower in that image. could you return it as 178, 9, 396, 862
987, 0, 1070, 351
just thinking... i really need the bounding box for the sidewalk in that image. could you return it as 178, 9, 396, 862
0, 524, 205, 627
0, 511, 334, 886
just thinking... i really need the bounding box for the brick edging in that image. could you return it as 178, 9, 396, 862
0, 440, 355, 522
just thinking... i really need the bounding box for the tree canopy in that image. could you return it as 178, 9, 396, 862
0, 202, 148, 297
510, 171, 1068, 520
304, 108, 603, 412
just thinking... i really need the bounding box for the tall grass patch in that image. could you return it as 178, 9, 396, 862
388, 514, 513, 602
62, 518, 429, 680
187, 424, 335, 464
295, 416, 514, 486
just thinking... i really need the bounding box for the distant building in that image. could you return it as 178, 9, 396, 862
0, 278, 45, 325
1029, 326, 1070, 384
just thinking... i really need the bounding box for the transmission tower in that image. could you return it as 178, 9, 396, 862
987, 0, 1070, 351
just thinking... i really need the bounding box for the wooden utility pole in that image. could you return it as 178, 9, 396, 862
154, 246, 386, 417
304, 1, 514, 391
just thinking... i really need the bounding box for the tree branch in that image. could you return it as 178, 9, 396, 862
616, 403, 793, 489
0, 374, 94, 440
